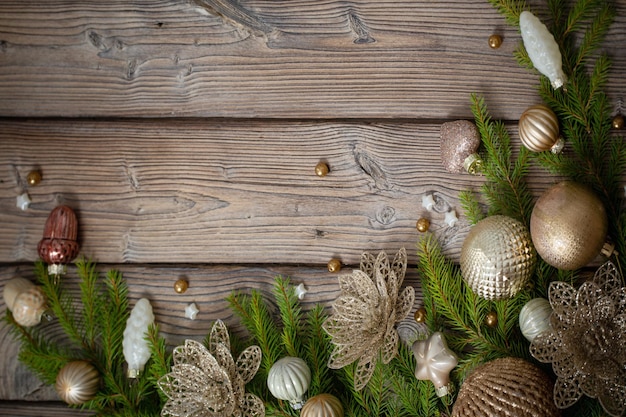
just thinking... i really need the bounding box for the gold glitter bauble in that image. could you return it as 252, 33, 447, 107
451, 357, 561, 417
327, 258, 341, 273
414, 307, 427, 323
530, 181, 607, 270
613, 114, 624, 129
518, 104, 563, 153
315, 162, 329, 177
27, 170, 42, 186
488, 34, 502, 49
484, 311, 498, 327
55, 360, 100, 405
301, 393, 344, 417
416, 218, 430, 233
173, 279, 188, 294
460, 215, 536, 300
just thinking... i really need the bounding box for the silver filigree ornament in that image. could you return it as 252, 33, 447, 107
322, 248, 415, 391
530, 261, 626, 416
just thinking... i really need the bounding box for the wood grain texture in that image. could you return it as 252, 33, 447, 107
0, 0, 624, 119
0, 402, 92, 416
0, 263, 423, 401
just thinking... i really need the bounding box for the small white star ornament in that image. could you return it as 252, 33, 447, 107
412, 331, 458, 397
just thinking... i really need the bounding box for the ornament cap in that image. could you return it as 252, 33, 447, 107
463, 153, 482, 175
435, 384, 451, 397
127, 368, 140, 378
550, 137, 565, 154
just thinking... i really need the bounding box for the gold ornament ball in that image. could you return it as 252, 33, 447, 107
414, 307, 427, 323
55, 360, 100, 405
327, 258, 342, 273
488, 34, 502, 49
416, 218, 430, 233
518, 104, 562, 153
484, 311, 498, 327
173, 279, 189, 294
315, 162, 329, 177
612, 114, 624, 129
301, 393, 344, 417
530, 181, 607, 270
27, 170, 42, 186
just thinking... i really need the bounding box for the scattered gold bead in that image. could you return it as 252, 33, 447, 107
488, 34, 502, 49
327, 258, 341, 273
27, 170, 42, 186
416, 218, 430, 233
173, 279, 189, 294
612, 114, 624, 130
315, 162, 329, 177
485, 311, 498, 328
414, 307, 427, 323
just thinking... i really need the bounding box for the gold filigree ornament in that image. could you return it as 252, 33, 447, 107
322, 248, 415, 391
530, 261, 626, 417
158, 320, 264, 417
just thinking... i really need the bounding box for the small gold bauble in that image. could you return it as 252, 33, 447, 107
315, 162, 329, 177
612, 114, 624, 129
301, 393, 344, 417
27, 170, 42, 186
484, 311, 498, 327
327, 258, 341, 273
55, 360, 100, 405
518, 104, 562, 153
173, 279, 189, 294
416, 218, 430, 233
488, 34, 502, 49
414, 307, 427, 323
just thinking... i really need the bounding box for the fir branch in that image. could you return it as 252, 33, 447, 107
458, 190, 484, 225
574, 4, 614, 68
100, 269, 129, 380
304, 304, 333, 395
272, 276, 304, 358
76, 258, 102, 351
486, 0, 526, 26
146, 324, 170, 403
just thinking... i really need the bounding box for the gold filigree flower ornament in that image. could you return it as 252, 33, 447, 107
323, 248, 415, 391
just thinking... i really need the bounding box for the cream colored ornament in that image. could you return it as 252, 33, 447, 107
301, 393, 344, 417
460, 215, 536, 300
267, 356, 311, 409
519, 104, 564, 153
55, 360, 100, 405
122, 298, 154, 378
520, 10, 567, 89
519, 297, 553, 342
12, 286, 47, 327
412, 331, 458, 397
3, 277, 35, 310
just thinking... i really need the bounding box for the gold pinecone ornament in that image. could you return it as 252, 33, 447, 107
460, 215, 536, 300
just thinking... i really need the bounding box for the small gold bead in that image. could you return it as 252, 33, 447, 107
174, 279, 189, 294
416, 218, 430, 233
485, 311, 498, 328
613, 114, 624, 130
315, 162, 329, 177
327, 258, 341, 273
27, 170, 42, 186
488, 34, 502, 49
414, 307, 427, 323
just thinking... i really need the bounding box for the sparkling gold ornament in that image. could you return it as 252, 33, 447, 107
315, 162, 329, 177
530, 181, 607, 270
173, 279, 188, 294
451, 357, 561, 417
416, 218, 430, 233
414, 307, 427, 323
27, 170, 42, 186
484, 311, 498, 327
488, 34, 502, 49
440, 120, 482, 174
55, 360, 100, 405
460, 215, 536, 300
12, 286, 47, 327
518, 104, 563, 153
327, 258, 341, 273
301, 393, 344, 417
612, 114, 624, 129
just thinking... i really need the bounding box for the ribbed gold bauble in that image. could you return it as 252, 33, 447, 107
301, 393, 344, 417
460, 215, 536, 300
55, 360, 100, 405
530, 181, 607, 270
451, 357, 561, 417
518, 104, 563, 153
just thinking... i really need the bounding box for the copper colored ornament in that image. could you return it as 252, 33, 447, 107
612, 114, 624, 129
37, 205, 80, 274
301, 393, 344, 417
27, 170, 42, 186
451, 357, 561, 417
416, 218, 430, 233
530, 181, 607, 270
315, 162, 329, 177
440, 120, 482, 174
11, 286, 47, 327
484, 311, 498, 328
488, 34, 502, 49
518, 104, 563, 153
55, 360, 100, 405
327, 258, 341, 273
414, 307, 427, 323
173, 279, 188, 294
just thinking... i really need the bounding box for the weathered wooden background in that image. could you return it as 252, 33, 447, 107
1, 0, 625, 415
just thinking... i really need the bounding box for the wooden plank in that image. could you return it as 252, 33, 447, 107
1, 0, 624, 119
0, 402, 92, 416
0, 263, 424, 400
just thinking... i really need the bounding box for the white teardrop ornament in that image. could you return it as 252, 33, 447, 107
267, 356, 311, 409
122, 298, 155, 378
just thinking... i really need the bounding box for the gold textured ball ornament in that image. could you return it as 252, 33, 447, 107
488, 34, 502, 49
518, 104, 564, 153
451, 357, 561, 417
613, 114, 624, 129
301, 393, 344, 417
327, 258, 341, 273
173, 279, 188, 294
460, 215, 536, 300
27, 170, 42, 186
530, 181, 608, 270
416, 218, 430, 233
315, 162, 329, 177
484, 311, 498, 328
55, 360, 100, 405
414, 307, 427, 323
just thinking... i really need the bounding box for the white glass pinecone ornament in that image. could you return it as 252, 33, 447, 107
460, 215, 536, 300
122, 298, 155, 378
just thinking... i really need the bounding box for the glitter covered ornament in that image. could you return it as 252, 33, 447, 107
519, 104, 563, 153
55, 360, 100, 405
451, 357, 561, 417
530, 181, 607, 270
440, 120, 482, 174
460, 215, 536, 300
